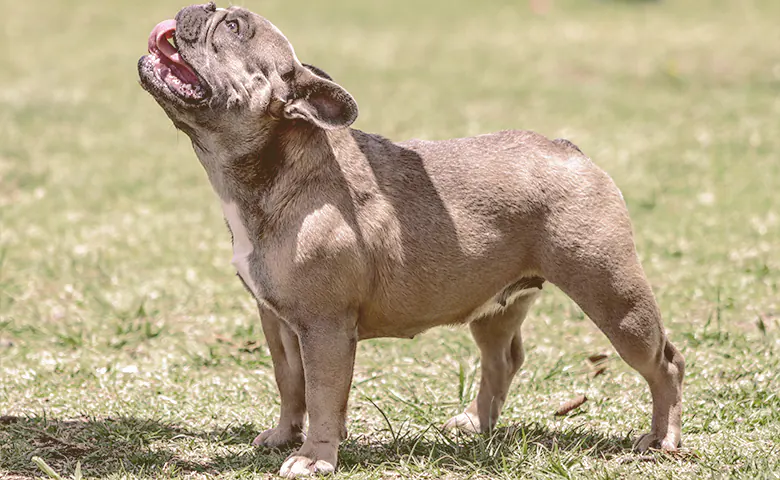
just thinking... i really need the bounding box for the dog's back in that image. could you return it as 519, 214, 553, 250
343, 129, 612, 339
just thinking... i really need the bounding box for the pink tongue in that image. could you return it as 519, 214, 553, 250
147, 19, 199, 83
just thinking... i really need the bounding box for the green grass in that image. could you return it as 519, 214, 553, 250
1, 0, 779, 478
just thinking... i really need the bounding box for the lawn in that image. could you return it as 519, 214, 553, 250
1, 0, 779, 478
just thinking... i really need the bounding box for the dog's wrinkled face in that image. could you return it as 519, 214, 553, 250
138, 2, 358, 146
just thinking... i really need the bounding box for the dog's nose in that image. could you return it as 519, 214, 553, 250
175, 3, 217, 45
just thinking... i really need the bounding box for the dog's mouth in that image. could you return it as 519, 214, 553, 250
142, 19, 208, 102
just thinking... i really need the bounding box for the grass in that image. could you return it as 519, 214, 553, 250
1, 0, 779, 478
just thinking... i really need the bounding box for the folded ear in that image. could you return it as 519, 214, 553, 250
283, 67, 358, 130
302, 63, 333, 81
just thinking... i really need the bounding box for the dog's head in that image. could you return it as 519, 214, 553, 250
138, 2, 358, 147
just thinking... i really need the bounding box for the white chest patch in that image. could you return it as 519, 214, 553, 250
221, 201, 259, 297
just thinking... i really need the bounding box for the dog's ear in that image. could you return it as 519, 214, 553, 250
283, 67, 358, 130
302, 63, 333, 81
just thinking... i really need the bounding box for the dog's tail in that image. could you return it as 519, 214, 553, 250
552, 138, 585, 155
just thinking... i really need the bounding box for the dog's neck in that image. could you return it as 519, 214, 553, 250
190, 121, 349, 205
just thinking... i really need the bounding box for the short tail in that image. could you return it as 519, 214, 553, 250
552, 138, 584, 155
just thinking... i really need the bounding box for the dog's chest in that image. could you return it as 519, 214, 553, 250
221, 201, 261, 297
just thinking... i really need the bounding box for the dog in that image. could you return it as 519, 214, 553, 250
137, 3, 684, 477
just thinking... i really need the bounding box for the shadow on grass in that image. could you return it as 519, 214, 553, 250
0, 415, 677, 478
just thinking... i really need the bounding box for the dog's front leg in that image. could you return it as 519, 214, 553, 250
279, 314, 357, 478
253, 307, 307, 448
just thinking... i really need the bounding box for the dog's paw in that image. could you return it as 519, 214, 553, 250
252, 427, 305, 449
633, 432, 681, 452
279, 454, 335, 478
443, 412, 482, 433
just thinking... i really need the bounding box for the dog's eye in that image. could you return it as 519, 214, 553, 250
226, 20, 239, 34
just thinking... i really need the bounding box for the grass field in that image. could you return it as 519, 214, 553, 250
1, 0, 779, 478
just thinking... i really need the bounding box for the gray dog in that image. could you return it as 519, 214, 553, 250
138, 3, 684, 477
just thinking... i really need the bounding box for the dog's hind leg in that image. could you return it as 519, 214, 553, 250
551, 264, 684, 450
542, 198, 684, 451
444, 291, 540, 433
252, 307, 307, 448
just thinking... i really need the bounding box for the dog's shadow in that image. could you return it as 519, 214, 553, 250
0, 414, 673, 477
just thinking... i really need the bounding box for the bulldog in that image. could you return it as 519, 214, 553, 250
137, 3, 684, 477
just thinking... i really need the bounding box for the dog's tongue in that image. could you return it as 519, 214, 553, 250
148, 19, 199, 84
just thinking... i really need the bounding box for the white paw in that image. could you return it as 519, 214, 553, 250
252, 427, 305, 448
279, 455, 335, 478
633, 432, 681, 452
443, 412, 482, 433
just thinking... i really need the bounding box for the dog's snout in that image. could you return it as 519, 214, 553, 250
174, 3, 216, 45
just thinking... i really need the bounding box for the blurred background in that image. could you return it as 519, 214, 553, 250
1, 0, 778, 478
